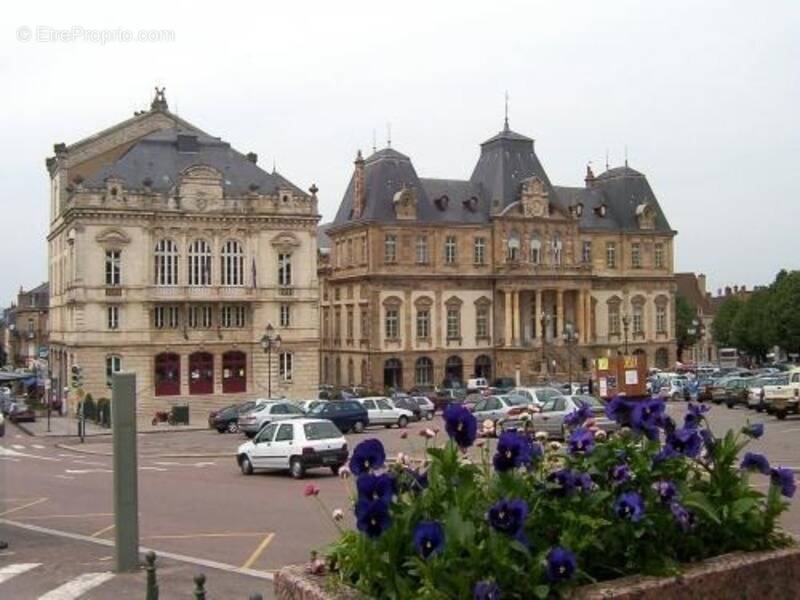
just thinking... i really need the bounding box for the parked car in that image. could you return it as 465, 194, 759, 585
208, 400, 257, 433
307, 400, 369, 433
507, 387, 564, 410
236, 418, 348, 479
356, 397, 413, 428
237, 401, 305, 437
432, 388, 465, 413
413, 396, 436, 420
466, 377, 489, 391
392, 396, 423, 421
715, 377, 751, 408
299, 399, 328, 413
763, 368, 800, 420
8, 400, 36, 423
747, 376, 785, 412
472, 394, 529, 425
0, 411, 5, 437
491, 378, 517, 394
519, 394, 619, 439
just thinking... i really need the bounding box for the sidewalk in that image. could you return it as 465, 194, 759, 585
14, 414, 207, 438
54, 427, 238, 459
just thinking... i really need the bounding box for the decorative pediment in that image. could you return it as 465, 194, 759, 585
382, 295, 403, 308
180, 164, 224, 211
95, 228, 131, 247
474, 296, 492, 307
393, 186, 417, 220
636, 203, 656, 229
414, 295, 434, 309
271, 231, 301, 251
520, 177, 549, 218
444, 295, 463, 308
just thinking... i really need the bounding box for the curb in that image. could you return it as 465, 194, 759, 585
13, 424, 209, 439
55, 442, 231, 459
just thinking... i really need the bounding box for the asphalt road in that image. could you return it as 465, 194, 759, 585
1, 403, 799, 597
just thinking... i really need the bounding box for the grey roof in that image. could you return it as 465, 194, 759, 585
318, 222, 333, 249
82, 128, 306, 197
330, 123, 672, 235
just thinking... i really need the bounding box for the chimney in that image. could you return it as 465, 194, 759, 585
352, 150, 365, 219
717, 288, 722, 297
697, 273, 707, 294
246, 152, 258, 164
741, 285, 747, 292
584, 164, 595, 188
725, 286, 732, 296
734, 285, 739, 294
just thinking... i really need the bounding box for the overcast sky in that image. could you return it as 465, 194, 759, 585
2, 1, 798, 307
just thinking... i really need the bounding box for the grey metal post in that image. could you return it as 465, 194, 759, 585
112, 372, 139, 572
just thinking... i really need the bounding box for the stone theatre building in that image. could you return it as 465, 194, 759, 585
47, 90, 319, 413
319, 119, 677, 390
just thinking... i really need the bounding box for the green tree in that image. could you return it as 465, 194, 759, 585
711, 296, 743, 348
769, 270, 800, 354
731, 288, 772, 360
675, 294, 698, 361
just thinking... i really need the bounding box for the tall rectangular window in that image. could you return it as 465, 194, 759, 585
476, 306, 489, 338
279, 352, 293, 381
346, 307, 354, 339
154, 305, 179, 329
167, 306, 180, 328
221, 305, 246, 328
346, 238, 353, 265
280, 304, 291, 328
334, 308, 342, 342
360, 308, 369, 339
416, 309, 430, 339
105, 250, 121, 286
385, 309, 399, 339
415, 236, 429, 264
631, 242, 642, 268
581, 241, 592, 264
278, 253, 292, 286
654, 243, 664, 269
445, 236, 457, 264
656, 305, 667, 333
447, 308, 461, 339
107, 305, 119, 330
632, 304, 644, 334
189, 305, 212, 329
384, 234, 397, 263
608, 304, 620, 335
473, 237, 486, 265
106, 355, 121, 387
606, 242, 617, 269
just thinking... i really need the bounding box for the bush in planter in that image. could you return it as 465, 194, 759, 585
323, 398, 795, 599
96, 397, 111, 427
81, 394, 96, 421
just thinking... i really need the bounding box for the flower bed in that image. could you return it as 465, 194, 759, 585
296, 397, 796, 599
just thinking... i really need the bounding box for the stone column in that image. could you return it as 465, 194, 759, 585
535, 289, 543, 342
512, 290, 521, 346
556, 289, 564, 343
504, 290, 512, 347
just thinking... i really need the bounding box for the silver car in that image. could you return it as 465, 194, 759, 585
472, 394, 528, 424
237, 401, 305, 437
520, 394, 619, 439
508, 387, 564, 410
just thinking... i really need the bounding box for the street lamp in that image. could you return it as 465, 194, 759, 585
621, 314, 630, 355
260, 323, 282, 399
563, 322, 580, 391
540, 313, 552, 375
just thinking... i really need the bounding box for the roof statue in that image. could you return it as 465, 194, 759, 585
151, 86, 168, 111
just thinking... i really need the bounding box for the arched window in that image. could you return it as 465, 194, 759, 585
655, 347, 669, 370
188, 239, 212, 286
415, 357, 433, 387
222, 351, 246, 393
507, 231, 520, 262
444, 356, 463, 387
475, 355, 492, 379
384, 358, 403, 390
154, 239, 179, 286
220, 240, 244, 286
189, 352, 214, 395
154, 353, 180, 396
530, 234, 542, 265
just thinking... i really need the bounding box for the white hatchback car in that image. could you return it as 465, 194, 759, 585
236, 418, 348, 479
356, 397, 413, 428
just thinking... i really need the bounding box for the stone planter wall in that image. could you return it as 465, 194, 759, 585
274, 546, 800, 600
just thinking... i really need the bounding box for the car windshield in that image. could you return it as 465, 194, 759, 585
304, 421, 342, 440
308, 403, 327, 414
506, 394, 529, 406
571, 395, 603, 408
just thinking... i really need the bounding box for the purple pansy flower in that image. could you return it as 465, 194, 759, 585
493, 432, 534, 472
564, 401, 593, 428
349, 438, 386, 475
473, 581, 501, 600
487, 498, 528, 538
670, 502, 695, 532
742, 422, 764, 439
614, 491, 645, 522
443, 404, 478, 449
355, 498, 391, 538
609, 463, 632, 486
412, 520, 445, 559
771, 467, 796, 498
665, 427, 703, 458
546, 546, 577, 582
740, 452, 770, 475
568, 427, 596, 455
652, 480, 678, 504
356, 473, 396, 503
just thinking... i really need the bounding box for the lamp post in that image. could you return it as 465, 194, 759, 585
563, 322, 580, 391
621, 314, 630, 355
260, 323, 282, 399
540, 313, 552, 376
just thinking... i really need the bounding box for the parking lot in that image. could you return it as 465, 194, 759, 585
3, 401, 800, 597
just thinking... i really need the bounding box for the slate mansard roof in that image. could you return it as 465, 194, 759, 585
329, 122, 672, 234
82, 128, 307, 198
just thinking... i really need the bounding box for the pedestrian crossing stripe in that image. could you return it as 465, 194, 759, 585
38, 571, 115, 599
0, 562, 40, 584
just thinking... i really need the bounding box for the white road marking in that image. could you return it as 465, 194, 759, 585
54, 475, 75, 480
38, 571, 115, 599
11, 444, 25, 450
775, 427, 800, 434
0, 562, 41, 584
193, 461, 216, 467
70, 460, 108, 467
139, 466, 167, 472
0, 457, 21, 462
152, 461, 183, 466
32, 444, 46, 450
64, 468, 112, 475
0, 446, 60, 462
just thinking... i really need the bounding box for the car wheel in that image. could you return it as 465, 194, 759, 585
398, 416, 409, 429
216, 427, 226, 434
425, 412, 434, 421
240, 456, 254, 476
756, 405, 764, 413
330, 464, 341, 475
776, 410, 788, 421
352, 421, 365, 434
290, 458, 305, 479
726, 402, 734, 409
226, 421, 239, 434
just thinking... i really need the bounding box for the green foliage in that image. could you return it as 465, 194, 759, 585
711, 296, 743, 348
96, 397, 111, 427
769, 271, 800, 354
327, 414, 793, 598
675, 294, 699, 359
82, 393, 96, 421
731, 289, 772, 360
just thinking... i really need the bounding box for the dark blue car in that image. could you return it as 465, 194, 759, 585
308, 400, 369, 433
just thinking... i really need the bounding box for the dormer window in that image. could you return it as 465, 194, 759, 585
594, 204, 607, 217
573, 203, 584, 217
434, 195, 450, 211
462, 196, 478, 212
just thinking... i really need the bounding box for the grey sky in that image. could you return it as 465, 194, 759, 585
2, 1, 798, 306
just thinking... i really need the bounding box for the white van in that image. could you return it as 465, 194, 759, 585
467, 377, 489, 391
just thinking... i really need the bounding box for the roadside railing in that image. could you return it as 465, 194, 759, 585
145, 551, 265, 600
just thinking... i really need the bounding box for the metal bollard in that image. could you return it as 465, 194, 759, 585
193, 573, 206, 599
145, 551, 159, 600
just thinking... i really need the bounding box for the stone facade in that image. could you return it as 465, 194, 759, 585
47, 90, 319, 415
2, 283, 49, 369
320, 123, 677, 390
